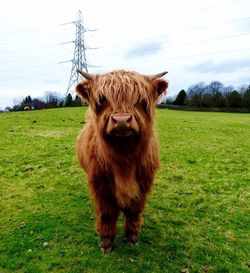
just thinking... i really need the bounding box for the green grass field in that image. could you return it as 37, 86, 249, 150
0, 108, 249, 273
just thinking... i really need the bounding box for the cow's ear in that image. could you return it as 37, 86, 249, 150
152, 78, 168, 98
76, 80, 92, 102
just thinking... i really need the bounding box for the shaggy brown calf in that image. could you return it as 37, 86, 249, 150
76, 70, 168, 253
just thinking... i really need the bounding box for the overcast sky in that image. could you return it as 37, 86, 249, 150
0, 0, 250, 109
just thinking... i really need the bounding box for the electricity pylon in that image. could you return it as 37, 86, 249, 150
62, 11, 94, 96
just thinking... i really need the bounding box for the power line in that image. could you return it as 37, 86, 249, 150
99, 47, 250, 68
0, 0, 241, 37
188, 16, 250, 32
1, 30, 249, 73
0, 69, 70, 82
1, 21, 249, 73
0, 12, 249, 50
89, 31, 250, 60
0, 62, 60, 74
0, 2, 248, 84
0, 0, 243, 42
0, 36, 74, 48
0, 52, 72, 64
0, 24, 61, 36
1, 13, 248, 53
88, 15, 250, 51
0, 42, 60, 54
139, 16, 250, 43
169, 0, 242, 18
1, 47, 249, 82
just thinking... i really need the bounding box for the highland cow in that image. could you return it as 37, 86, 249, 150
76, 70, 168, 253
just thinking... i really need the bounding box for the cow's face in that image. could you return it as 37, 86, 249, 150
76, 70, 168, 147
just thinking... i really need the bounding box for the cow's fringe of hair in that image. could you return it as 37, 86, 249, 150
90, 70, 153, 109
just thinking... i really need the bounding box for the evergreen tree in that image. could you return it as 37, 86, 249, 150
172, 90, 187, 106
23, 95, 32, 104
64, 93, 73, 107
227, 91, 243, 108
72, 95, 82, 107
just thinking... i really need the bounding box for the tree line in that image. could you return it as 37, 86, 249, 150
9, 92, 82, 112
3, 81, 250, 112
165, 81, 250, 109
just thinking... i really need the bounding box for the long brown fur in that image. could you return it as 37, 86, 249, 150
76, 70, 168, 252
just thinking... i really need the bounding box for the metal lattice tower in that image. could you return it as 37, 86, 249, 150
66, 11, 89, 95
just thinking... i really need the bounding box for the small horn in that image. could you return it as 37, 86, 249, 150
146, 71, 168, 80
76, 70, 94, 81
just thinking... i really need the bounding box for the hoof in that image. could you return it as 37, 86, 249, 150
126, 233, 139, 245
100, 237, 114, 254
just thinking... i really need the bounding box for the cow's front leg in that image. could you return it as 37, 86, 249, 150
97, 207, 119, 253
123, 196, 146, 245
90, 172, 119, 253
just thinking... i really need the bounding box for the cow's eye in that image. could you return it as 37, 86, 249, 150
95, 95, 107, 113
140, 99, 149, 113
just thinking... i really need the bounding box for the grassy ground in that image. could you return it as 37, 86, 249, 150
0, 108, 249, 273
